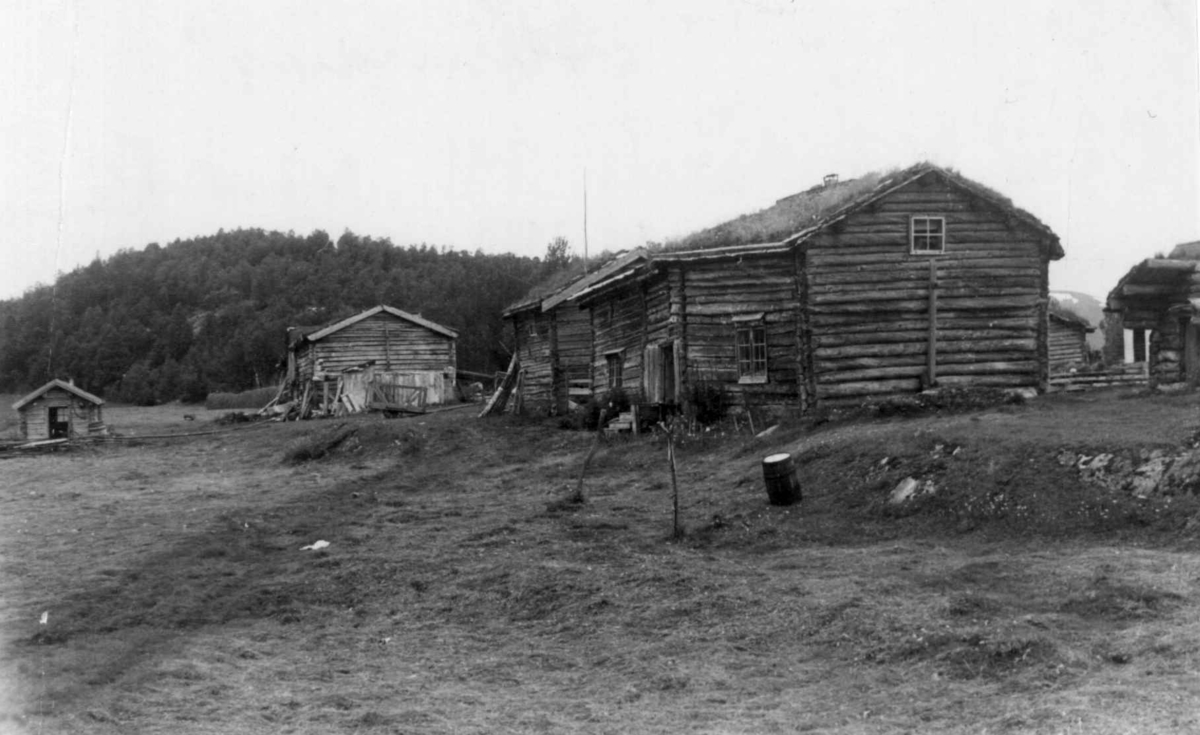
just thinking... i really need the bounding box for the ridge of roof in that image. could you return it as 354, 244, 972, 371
299, 305, 458, 345
13, 379, 105, 410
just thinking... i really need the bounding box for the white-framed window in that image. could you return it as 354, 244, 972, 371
605, 351, 624, 389
735, 318, 768, 383
911, 215, 945, 254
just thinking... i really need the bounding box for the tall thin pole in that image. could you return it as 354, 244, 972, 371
583, 168, 588, 273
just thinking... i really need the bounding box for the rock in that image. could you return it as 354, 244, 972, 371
889, 477, 935, 505
1156, 381, 1189, 394
890, 477, 920, 504
1127, 454, 1171, 499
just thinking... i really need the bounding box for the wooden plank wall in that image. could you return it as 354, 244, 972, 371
299, 312, 456, 384
1048, 320, 1088, 369
806, 177, 1047, 404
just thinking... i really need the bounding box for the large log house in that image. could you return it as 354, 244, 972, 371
507, 163, 1064, 416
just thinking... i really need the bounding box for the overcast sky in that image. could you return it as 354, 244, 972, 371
3, 0, 1198, 301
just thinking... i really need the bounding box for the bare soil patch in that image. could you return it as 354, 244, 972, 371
4, 389, 1200, 733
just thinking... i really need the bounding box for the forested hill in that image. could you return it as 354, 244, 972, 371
0, 228, 561, 403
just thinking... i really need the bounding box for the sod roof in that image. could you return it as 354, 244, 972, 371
657, 162, 1061, 257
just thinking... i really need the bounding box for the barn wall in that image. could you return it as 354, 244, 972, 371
805, 176, 1050, 404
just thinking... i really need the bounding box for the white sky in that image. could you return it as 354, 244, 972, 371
3, 0, 1198, 301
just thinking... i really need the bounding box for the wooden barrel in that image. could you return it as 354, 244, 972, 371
762, 453, 802, 506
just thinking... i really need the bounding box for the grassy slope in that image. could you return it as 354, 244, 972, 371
2, 391, 1200, 733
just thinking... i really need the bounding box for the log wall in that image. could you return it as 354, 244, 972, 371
555, 305, 592, 410
806, 176, 1051, 404
667, 253, 801, 410
511, 309, 554, 411
590, 286, 647, 401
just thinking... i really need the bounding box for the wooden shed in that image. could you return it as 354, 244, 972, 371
1048, 310, 1095, 371
284, 305, 458, 413
12, 379, 105, 441
566, 163, 1063, 415
1105, 244, 1200, 387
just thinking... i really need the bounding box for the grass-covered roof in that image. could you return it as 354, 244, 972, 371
656, 162, 1060, 256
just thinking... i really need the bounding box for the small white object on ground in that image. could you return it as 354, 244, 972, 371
301, 540, 330, 551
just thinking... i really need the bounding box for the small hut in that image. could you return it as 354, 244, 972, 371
12, 379, 105, 441
1048, 310, 1095, 371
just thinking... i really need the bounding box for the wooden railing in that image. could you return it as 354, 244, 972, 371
1050, 363, 1148, 391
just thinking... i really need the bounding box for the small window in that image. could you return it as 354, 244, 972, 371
736, 325, 767, 382
911, 216, 945, 254
605, 352, 624, 389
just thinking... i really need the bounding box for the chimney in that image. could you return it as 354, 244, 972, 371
823, 173, 839, 188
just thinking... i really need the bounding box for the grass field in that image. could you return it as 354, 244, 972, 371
3, 389, 1200, 733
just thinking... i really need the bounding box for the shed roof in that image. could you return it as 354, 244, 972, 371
13, 379, 104, 410
502, 249, 647, 317
1049, 312, 1095, 332
294, 305, 458, 347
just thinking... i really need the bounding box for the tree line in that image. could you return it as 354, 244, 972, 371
0, 228, 569, 404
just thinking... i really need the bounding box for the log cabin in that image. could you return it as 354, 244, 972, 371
566, 162, 1063, 416
285, 305, 458, 410
12, 379, 105, 441
1105, 242, 1200, 387
503, 250, 647, 413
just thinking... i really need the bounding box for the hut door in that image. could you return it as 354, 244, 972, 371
48, 407, 69, 438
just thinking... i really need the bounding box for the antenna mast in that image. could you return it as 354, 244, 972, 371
583, 168, 589, 274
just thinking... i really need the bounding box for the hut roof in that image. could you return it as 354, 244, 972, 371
13, 379, 104, 411
294, 305, 458, 348
660, 162, 1063, 259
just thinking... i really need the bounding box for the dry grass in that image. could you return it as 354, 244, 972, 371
3, 390, 1200, 733
204, 387, 280, 411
